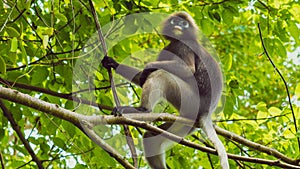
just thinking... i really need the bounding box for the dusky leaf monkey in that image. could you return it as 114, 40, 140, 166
102, 12, 229, 169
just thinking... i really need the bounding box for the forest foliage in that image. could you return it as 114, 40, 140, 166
0, 0, 300, 168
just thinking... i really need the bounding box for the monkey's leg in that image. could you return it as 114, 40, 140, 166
201, 116, 229, 169
143, 122, 194, 169
140, 70, 196, 169
140, 69, 200, 120
143, 123, 172, 169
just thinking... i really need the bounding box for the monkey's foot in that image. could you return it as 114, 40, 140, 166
112, 106, 150, 116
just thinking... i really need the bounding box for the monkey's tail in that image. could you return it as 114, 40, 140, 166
201, 117, 229, 169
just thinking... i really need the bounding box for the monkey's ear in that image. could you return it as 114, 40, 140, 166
101, 56, 119, 70
139, 68, 158, 86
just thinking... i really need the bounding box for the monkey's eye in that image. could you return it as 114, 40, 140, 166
181, 20, 189, 28
170, 18, 180, 25
170, 18, 189, 29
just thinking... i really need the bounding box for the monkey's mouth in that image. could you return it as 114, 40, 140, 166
172, 26, 183, 35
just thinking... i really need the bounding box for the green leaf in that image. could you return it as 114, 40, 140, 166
227, 5, 239, 17
257, 111, 268, 122
256, 102, 267, 111
10, 37, 18, 52
56, 13, 68, 23
53, 137, 65, 149
8, 52, 17, 64
31, 67, 49, 85
200, 19, 214, 35
40, 142, 50, 152
274, 38, 286, 58
44, 28, 54, 36
11, 106, 22, 121
208, 11, 221, 22
19, 41, 28, 64
0, 56, 6, 74
222, 9, 233, 25
122, 17, 139, 35
224, 53, 233, 71
0, 128, 5, 141
7, 71, 29, 83
268, 107, 281, 116
62, 121, 76, 137
43, 35, 49, 49
95, 71, 104, 80
122, 23, 139, 35
283, 129, 296, 139
288, 21, 300, 45
263, 38, 274, 56
112, 43, 129, 56
6, 27, 20, 37
295, 83, 300, 98
37, 26, 54, 37
223, 96, 234, 117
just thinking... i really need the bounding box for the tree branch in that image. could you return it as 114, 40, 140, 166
0, 78, 112, 110
0, 151, 4, 169
87, 0, 137, 167
0, 99, 44, 169
258, 23, 300, 151
81, 120, 135, 169
215, 126, 299, 165
0, 86, 299, 168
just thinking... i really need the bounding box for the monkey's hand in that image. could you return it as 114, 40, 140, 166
101, 56, 119, 70
139, 68, 158, 86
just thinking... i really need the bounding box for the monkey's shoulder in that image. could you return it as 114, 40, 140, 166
165, 41, 195, 52
157, 41, 197, 61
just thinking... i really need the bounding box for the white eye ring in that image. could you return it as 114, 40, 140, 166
170, 18, 177, 25
181, 20, 189, 28
170, 18, 189, 29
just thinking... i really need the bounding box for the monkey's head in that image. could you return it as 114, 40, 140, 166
162, 12, 199, 41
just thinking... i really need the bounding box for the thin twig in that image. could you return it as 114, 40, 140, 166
257, 23, 300, 152
0, 100, 44, 169
87, 1, 138, 167
0, 151, 4, 169
81, 120, 135, 169
0, 2, 16, 33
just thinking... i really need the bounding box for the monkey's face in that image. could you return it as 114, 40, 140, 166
162, 13, 198, 41
169, 17, 190, 36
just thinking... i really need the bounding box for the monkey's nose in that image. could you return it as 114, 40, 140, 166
173, 26, 183, 35
174, 25, 182, 31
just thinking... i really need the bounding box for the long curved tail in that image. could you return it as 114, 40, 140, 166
201, 116, 229, 169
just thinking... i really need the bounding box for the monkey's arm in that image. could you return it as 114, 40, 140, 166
145, 60, 194, 79
115, 64, 142, 86
101, 56, 142, 86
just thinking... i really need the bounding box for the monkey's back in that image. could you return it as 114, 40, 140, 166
158, 40, 223, 118
195, 45, 223, 116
